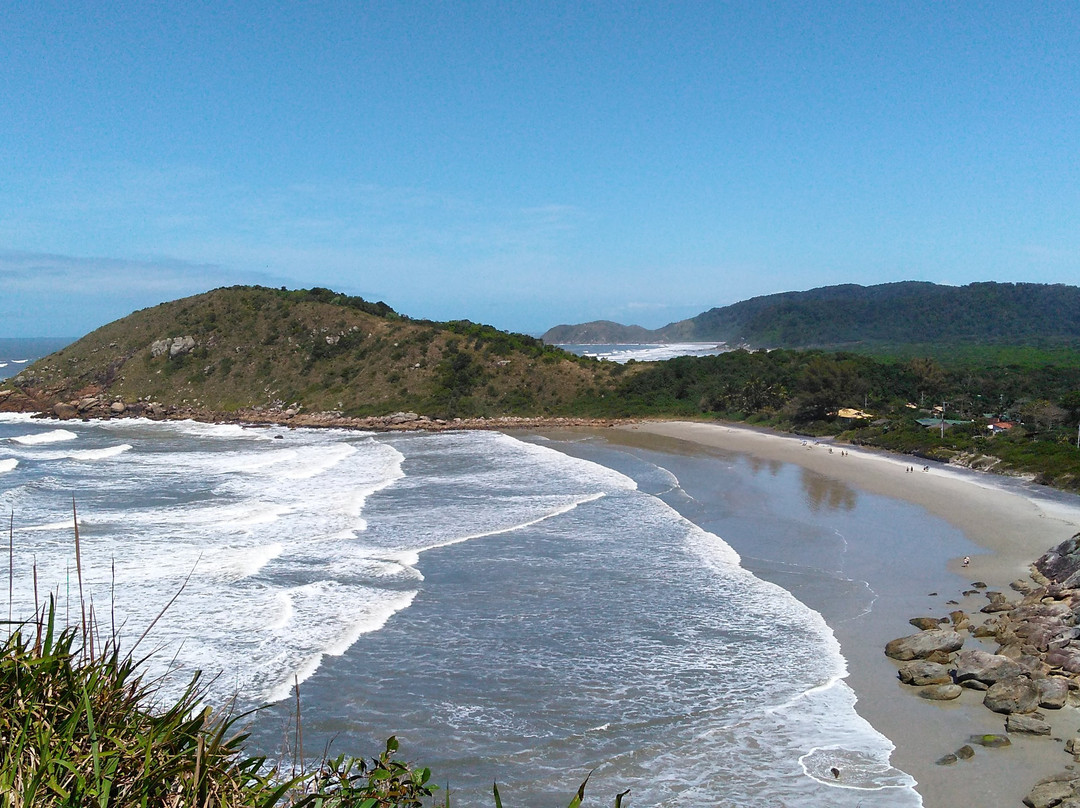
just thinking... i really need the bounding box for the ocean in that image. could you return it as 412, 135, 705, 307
555, 343, 728, 363
0, 414, 923, 806
0, 338, 73, 380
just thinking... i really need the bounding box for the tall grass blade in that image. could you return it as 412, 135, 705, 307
567, 772, 591, 808
72, 498, 87, 654
129, 554, 200, 656
8, 510, 12, 629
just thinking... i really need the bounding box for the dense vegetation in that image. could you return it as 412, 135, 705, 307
1, 285, 615, 420
544, 281, 1080, 350
4, 283, 1080, 491
593, 348, 1080, 489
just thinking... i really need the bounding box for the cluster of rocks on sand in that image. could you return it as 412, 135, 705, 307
886, 533, 1080, 807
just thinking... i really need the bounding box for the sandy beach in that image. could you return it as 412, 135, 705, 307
551, 420, 1080, 807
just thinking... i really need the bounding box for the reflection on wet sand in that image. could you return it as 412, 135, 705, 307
801, 466, 857, 512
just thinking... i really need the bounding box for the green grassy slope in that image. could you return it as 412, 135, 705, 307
2, 286, 626, 419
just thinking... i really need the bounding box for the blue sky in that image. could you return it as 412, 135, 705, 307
2, 2, 1078, 337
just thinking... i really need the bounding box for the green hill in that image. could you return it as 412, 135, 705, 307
1, 286, 623, 419
543, 281, 1080, 350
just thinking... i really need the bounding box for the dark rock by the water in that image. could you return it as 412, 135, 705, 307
909, 616, 947, 630
968, 733, 1012, 748
955, 744, 975, 760
898, 660, 952, 686
885, 629, 964, 661
935, 753, 958, 766
984, 677, 1040, 714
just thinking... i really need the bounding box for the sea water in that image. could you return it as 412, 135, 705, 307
0, 414, 920, 806
555, 343, 727, 363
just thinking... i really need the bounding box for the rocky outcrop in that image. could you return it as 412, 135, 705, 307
151, 336, 196, 359
1034, 535, 1080, 589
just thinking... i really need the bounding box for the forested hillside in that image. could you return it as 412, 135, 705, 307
543, 281, 1080, 349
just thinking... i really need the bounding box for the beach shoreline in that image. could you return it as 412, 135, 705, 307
591, 420, 1080, 807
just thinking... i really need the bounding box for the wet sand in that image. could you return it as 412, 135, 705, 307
550, 420, 1080, 807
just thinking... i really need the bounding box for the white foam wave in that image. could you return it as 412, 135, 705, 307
0, 458, 16, 473
66, 444, 132, 461
11, 359, 29, 364
10, 429, 79, 445
20, 521, 76, 532
206, 542, 284, 580
426, 492, 607, 553
0, 413, 36, 424
31, 444, 133, 462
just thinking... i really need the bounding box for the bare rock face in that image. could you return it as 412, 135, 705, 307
984, 676, 1040, 714
152, 336, 197, 359
1034, 534, 1080, 589
885, 629, 964, 661
53, 402, 78, 420
169, 336, 196, 357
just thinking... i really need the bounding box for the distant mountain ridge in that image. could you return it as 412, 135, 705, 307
543, 281, 1080, 348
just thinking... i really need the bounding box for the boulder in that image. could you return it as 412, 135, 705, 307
935, 753, 958, 766
1037, 677, 1070, 709
150, 339, 170, 358
953, 649, 1024, 686
169, 336, 196, 357
1007, 713, 1052, 735
1035, 535, 1080, 589
919, 684, 962, 700
1046, 649, 1080, 674
1025, 773, 1080, 808
1066, 737, 1080, 757
909, 616, 945, 630
984, 677, 1040, 714
110, 401, 126, 414
982, 592, 1014, 613
53, 402, 78, 420
885, 629, 964, 661
897, 660, 952, 686
968, 733, 1011, 748
955, 744, 975, 760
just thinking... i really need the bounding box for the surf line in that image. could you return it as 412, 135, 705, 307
426, 492, 607, 554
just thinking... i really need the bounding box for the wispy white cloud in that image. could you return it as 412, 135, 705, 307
0, 250, 279, 337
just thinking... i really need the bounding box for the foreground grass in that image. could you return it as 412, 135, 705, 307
0, 598, 436, 807
2, 596, 629, 807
